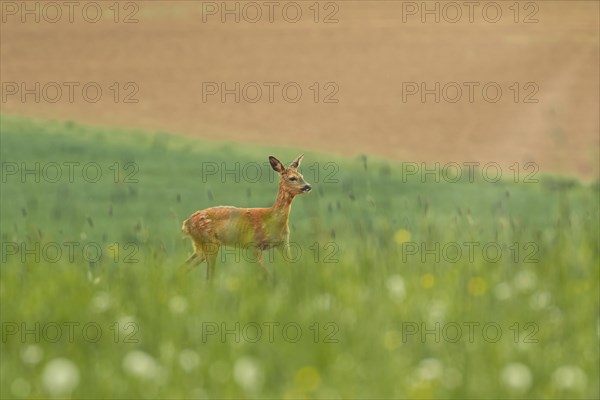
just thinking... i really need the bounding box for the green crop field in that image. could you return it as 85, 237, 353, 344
1, 115, 598, 399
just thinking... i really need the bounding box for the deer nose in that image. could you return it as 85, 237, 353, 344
302, 184, 312, 192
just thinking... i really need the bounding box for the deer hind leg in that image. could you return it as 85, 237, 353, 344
181, 241, 206, 273
203, 243, 219, 281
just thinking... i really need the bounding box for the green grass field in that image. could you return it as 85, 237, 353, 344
1, 115, 598, 399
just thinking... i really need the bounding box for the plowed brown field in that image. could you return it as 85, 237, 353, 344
1, 1, 598, 178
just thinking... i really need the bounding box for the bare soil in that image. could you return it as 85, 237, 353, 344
1, 1, 598, 178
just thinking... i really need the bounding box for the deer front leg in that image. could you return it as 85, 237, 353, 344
257, 249, 269, 280
281, 233, 291, 260
247, 246, 268, 280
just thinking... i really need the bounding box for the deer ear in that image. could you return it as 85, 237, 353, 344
290, 154, 304, 169
269, 156, 285, 173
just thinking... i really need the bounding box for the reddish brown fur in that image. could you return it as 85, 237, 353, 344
182, 155, 311, 280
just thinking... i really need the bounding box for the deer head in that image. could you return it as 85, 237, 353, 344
269, 154, 312, 196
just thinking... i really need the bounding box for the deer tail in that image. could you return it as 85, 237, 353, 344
181, 218, 191, 237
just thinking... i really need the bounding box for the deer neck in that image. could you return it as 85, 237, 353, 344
271, 183, 295, 217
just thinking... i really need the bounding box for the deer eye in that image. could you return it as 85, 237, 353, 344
289, 177, 298, 182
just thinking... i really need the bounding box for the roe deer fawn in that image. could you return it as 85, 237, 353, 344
182, 154, 311, 280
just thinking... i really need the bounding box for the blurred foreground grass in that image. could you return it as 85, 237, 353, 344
0, 115, 598, 399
